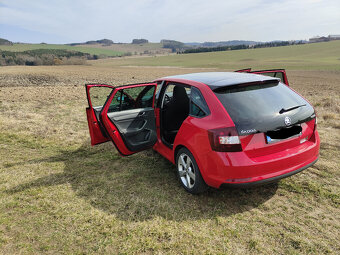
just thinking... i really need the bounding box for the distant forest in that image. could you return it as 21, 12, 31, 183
180, 41, 305, 54
0, 49, 99, 66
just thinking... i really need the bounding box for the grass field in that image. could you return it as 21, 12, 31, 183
0, 43, 123, 57
95, 40, 340, 71
0, 42, 339, 254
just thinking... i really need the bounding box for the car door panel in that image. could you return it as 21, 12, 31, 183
98, 83, 158, 156
106, 107, 157, 151
85, 84, 114, 145
86, 107, 109, 145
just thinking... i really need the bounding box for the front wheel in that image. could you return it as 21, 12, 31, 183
176, 148, 208, 194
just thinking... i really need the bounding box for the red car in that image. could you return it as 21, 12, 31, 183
85, 69, 320, 194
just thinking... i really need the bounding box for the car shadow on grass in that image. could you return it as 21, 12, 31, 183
6, 142, 278, 222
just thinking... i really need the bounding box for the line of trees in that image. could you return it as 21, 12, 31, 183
253, 41, 291, 48
69, 39, 114, 46
181, 44, 248, 54
0, 49, 98, 66
179, 41, 305, 54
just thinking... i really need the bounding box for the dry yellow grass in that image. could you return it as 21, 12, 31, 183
0, 64, 339, 254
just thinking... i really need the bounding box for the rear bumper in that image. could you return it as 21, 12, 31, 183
199, 131, 320, 188
220, 157, 318, 188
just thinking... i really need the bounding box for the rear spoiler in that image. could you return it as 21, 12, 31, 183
213, 79, 280, 92
235, 68, 287, 73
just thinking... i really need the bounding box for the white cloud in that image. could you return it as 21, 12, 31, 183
0, 0, 339, 43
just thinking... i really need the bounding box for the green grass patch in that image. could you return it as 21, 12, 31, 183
97, 41, 340, 71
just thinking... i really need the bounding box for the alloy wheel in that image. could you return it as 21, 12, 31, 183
177, 153, 196, 189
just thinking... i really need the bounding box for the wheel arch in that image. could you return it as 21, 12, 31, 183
173, 143, 208, 182
174, 144, 186, 163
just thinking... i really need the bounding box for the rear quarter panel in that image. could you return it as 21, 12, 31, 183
172, 82, 238, 187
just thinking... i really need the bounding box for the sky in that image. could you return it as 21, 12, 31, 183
0, 0, 340, 44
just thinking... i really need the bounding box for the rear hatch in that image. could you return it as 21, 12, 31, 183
214, 81, 316, 157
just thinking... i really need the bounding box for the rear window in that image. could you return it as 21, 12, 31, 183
214, 82, 315, 135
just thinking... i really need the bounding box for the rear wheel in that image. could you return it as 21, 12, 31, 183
176, 148, 208, 194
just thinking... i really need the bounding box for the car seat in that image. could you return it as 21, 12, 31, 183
163, 86, 189, 144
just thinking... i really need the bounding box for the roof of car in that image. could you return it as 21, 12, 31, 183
158, 72, 280, 90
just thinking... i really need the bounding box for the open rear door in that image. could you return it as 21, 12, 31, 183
234, 68, 289, 86
235, 68, 252, 73
251, 69, 289, 86
86, 82, 158, 156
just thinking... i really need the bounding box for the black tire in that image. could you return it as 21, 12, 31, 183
175, 148, 208, 194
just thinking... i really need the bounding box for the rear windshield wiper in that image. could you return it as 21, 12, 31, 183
279, 104, 306, 114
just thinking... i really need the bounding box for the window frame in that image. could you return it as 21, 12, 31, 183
107, 84, 156, 113
158, 81, 191, 109
189, 86, 211, 118
157, 81, 211, 118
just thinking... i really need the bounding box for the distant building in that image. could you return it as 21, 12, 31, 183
328, 35, 340, 40
309, 36, 329, 43
309, 34, 340, 43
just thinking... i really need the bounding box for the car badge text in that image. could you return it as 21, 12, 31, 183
240, 129, 257, 134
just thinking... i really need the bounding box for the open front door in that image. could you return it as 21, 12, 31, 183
99, 83, 158, 156
86, 84, 114, 145
234, 68, 289, 86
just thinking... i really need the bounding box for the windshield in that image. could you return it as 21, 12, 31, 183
214, 82, 315, 135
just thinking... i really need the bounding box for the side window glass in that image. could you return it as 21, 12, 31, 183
190, 87, 210, 117
108, 85, 155, 113
162, 83, 190, 107
88, 86, 113, 108
139, 86, 155, 108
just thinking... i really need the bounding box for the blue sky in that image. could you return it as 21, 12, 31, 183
0, 0, 339, 43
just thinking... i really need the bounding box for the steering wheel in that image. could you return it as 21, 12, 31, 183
164, 94, 171, 104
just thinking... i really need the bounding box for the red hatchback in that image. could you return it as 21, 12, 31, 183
85, 69, 320, 194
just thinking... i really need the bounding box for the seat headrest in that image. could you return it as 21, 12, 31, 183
173, 86, 188, 102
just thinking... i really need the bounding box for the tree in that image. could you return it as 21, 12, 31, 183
161, 39, 185, 52
132, 39, 148, 44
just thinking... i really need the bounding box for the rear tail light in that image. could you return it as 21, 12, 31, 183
208, 127, 242, 152
311, 112, 317, 132
314, 116, 317, 131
